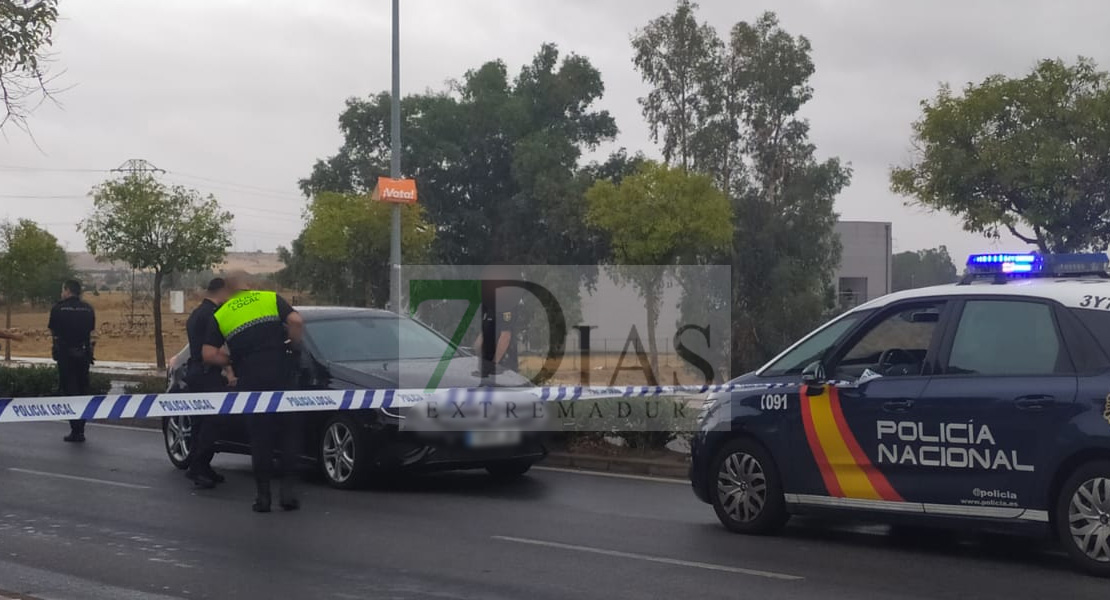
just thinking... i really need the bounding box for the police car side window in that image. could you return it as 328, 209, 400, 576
834, 303, 941, 379
947, 301, 1064, 376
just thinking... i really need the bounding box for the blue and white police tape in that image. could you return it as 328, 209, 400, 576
0, 382, 805, 424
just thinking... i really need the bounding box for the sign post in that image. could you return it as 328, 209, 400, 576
389, 0, 402, 313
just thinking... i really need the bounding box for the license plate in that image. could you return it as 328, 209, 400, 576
466, 430, 522, 448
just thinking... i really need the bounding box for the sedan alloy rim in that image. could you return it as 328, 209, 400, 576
717, 451, 768, 523
166, 416, 193, 462
322, 422, 355, 483
1069, 476, 1110, 563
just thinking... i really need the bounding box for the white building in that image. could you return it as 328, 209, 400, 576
834, 221, 893, 309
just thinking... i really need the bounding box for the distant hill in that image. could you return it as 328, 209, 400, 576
68, 252, 284, 275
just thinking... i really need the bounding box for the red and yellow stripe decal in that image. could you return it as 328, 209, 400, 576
800, 385, 903, 501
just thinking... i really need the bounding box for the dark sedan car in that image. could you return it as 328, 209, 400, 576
163, 307, 549, 488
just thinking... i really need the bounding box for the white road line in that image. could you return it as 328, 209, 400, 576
491, 535, 803, 581
7, 468, 152, 490
533, 466, 687, 485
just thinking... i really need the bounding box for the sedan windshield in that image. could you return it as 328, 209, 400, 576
306, 316, 454, 363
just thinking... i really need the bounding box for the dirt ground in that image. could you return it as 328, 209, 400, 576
2, 292, 714, 385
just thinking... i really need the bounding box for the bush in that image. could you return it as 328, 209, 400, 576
121, 375, 167, 395
0, 365, 112, 397
552, 396, 696, 450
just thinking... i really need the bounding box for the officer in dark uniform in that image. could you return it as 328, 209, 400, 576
201, 275, 304, 512
48, 279, 96, 443
183, 278, 232, 489
475, 266, 523, 378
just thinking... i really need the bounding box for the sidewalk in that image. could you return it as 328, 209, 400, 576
3, 356, 161, 377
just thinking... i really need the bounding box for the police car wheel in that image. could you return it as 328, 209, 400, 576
320, 415, 365, 489
710, 438, 788, 535
163, 416, 195, 470
1056, 460, 1110, 577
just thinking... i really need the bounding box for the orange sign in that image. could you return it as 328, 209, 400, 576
375, 177, 418, 204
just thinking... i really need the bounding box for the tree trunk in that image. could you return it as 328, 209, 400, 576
153, 270, 166, 370
4, 302, 10, 362
646, 286, 660, 386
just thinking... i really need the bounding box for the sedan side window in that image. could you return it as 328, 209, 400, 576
946, 300, 1067, 376
831, 303, 944, 380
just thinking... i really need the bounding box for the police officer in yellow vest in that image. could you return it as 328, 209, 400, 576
201, 275, 305, 512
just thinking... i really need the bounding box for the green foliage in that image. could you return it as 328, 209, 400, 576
0, 0, 58, 129
586, 162, 731, 379
0, 365, 110, 397
300, 44, 617, 267
892, 246, 959, 291
279, 192, 434, 307
891, 58, 1110, 253
121, 375, 167, 395
633, 6, 849, 374
81, 174, 233, 368
0, 219, 71, 306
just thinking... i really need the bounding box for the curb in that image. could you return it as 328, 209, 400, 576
542, 451, 689, 479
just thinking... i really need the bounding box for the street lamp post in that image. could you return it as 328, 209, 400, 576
389, 0, 402, 313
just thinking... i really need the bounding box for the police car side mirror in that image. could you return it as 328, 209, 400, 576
801, 361, 826, 385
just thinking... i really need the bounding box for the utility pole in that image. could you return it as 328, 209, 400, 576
110, 159, 164, 328
389, 0, 402, 313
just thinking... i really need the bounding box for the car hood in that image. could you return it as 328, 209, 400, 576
325, 355, 532, 390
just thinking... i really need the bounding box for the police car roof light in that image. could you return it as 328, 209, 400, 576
961, 252, 1110, 284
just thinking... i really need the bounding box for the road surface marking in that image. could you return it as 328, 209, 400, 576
492, 535, 803, 581
533, 466, 687, 485
7, 468, 151, 490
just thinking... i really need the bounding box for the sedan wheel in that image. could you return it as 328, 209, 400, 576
717, 451, 767, 523
709, 438, 787, 535
163, 416, 194, 470
1056, 461, 1110, 577
320, 416, 363, 489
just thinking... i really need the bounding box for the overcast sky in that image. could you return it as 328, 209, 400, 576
2, 0, 1107, 264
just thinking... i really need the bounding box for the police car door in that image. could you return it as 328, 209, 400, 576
796, 300, 948, 507
912, 297, 1077, 522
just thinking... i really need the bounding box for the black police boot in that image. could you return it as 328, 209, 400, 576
253, 480, 272, 513
203, 466, 226, 484
186, 468, 217, 490
278, 478, 300, 512
64, 421, 85, 443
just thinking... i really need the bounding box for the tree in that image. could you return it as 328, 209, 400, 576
892, 246, 959, 292
891, 58, 1110, 253
301, 44, 617, 267
0, 0, 59, 130
279, 192, 434, 307
586, 162, 731, 380
632, 7, 850, 374
81, 175, 232, 369
631, 0, 722, 172
0, 218, 70, 359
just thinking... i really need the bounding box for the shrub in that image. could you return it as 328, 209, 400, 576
122, 375, 168, 395
0, 365, 112, 397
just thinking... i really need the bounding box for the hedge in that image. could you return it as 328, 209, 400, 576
0, 365, 112, 397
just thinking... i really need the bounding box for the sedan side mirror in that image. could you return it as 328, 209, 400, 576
801, 361, 826, 385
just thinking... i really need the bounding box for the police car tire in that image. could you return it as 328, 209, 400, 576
319, 415, 367, 490
1055, 460, 1110, 577
709, 437, 788, 535
162, 416, 194, 470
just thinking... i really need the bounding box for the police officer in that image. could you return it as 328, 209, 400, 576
201, 275, 304, 512
49, 279, 96, 443
183, 278, 232, 489
474, 265, 523, 379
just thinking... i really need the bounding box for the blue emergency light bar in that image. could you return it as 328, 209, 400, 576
964, 252, 1110, 278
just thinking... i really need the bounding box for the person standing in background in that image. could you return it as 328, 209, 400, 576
183, 277, 233, 489
49, 279, 96, 443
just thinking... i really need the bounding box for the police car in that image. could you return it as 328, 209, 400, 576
690, 253, 1110, 576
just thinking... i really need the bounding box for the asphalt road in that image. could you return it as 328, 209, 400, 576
0, 423, 1106, 600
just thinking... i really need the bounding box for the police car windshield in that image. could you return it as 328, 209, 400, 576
306, 316, 452, 363
759, 311, 865, 377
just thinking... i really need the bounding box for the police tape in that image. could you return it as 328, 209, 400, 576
0, 382, 798, 424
